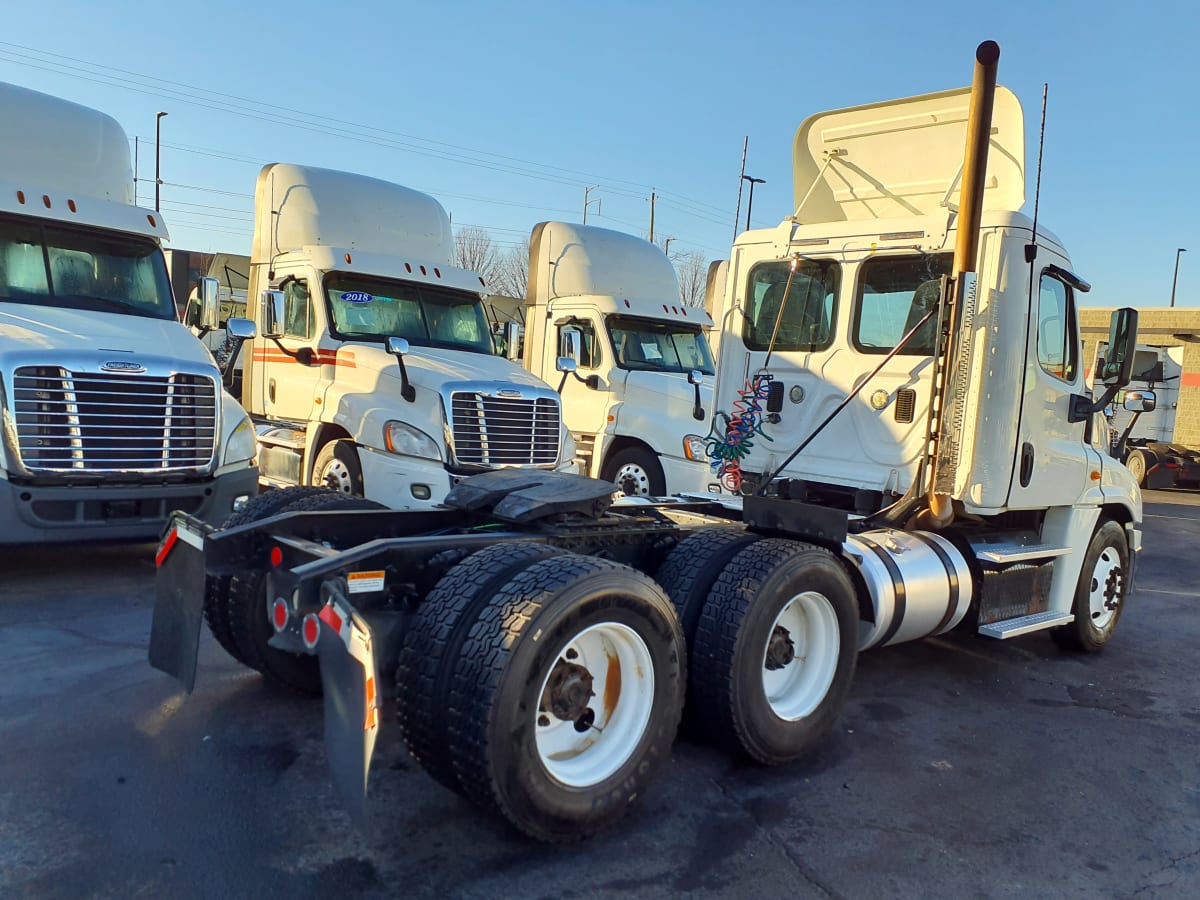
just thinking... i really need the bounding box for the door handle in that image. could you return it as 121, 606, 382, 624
1020, 442, 1034, 487
269, 378, 276, 403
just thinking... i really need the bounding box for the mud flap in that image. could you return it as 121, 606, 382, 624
316, 596, 381, 824
148, 518, 208, 693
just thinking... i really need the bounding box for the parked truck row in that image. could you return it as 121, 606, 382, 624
147, 42, 1146, 844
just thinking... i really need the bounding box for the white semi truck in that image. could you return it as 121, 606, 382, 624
224, 164, 575, 507
0, 81, 259, 545
521, 221, 717, 496
150, 43, 1144, 843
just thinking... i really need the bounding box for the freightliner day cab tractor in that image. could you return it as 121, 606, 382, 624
217, 164, 576, 506
0, 82, 259, 544
521, 221, 717, 496
150, 43, 1144, 842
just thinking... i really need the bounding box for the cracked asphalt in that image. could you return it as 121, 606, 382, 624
1, 490, 1197, 899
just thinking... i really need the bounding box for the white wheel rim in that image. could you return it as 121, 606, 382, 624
535, 622, 655, 788
613, 463, 652, 497
1128, 455, 1144, 482
319, 457, 353, 493
1087, 546, 1123, 629
761, 591, 840, 721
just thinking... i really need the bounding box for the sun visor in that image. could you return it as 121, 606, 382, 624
792, 86, 1024, 223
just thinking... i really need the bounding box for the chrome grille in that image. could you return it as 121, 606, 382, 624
450, 391, 560, 467
12, 366, 218, 473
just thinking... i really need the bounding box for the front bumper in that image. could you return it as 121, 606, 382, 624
0, 464, 259, 545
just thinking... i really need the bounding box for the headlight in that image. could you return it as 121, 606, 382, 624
683, 434, 708, 461
560, 424, 577, 463
384, 421, 442, 461
223, 413, 257, 465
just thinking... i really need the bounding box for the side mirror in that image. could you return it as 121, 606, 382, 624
556, 356, 578, 374
687, 369, 702, 386
1101, 307, 1139, 388
559, 328, 582, 367
386, 336, 416, 402
226, 317, 257, 340
502, 321, 522, 361
687, 369, 705, 420
1123, 389, 1156, 413
261, 290, 285, 339
197, 277, 220, 331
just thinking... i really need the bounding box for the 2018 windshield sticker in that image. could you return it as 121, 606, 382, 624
341, 291, 374, 304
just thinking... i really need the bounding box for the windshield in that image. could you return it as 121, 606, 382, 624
325, 272, 494, 354
606, 315, 715, 374
0, 215, 175, 320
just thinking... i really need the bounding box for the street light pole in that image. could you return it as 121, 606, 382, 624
663, 236, 676, 256
155, 111, 168, 212
741, 175, 765, 232
1170, 247, 1187, 308
583, 185, 601, 224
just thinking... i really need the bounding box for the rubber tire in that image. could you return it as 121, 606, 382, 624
313, 439, 365, 496
395, 542, 566, 795
690, 538, 858, 766
654, 527, 761, 731
601, 446, 666, 497
203, 486, 329, 665
445, 554, 685, 842
1126, 451, 1147, 487
227, 491, 385, 693
1051, 519, 1130, 652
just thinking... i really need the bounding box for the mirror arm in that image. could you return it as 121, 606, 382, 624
392, 354, 416, 403
1069, 383, 1121, 424
270, 337, 310, 364
692, 382, 705, 421
221, 336, 247, 387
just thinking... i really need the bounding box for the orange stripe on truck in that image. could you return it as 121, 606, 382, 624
251, 349, 356, 368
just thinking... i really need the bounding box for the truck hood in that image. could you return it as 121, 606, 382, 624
358, 343, 554, 391
0, 303, 214, 371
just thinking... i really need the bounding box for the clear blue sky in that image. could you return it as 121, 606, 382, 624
2, 0, 1196, 307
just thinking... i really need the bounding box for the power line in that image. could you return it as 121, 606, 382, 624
0, 41, 731, 222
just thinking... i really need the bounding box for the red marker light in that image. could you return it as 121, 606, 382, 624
272, 599, 289, 631
270, 546, 283, 567
302, 613, 320, 648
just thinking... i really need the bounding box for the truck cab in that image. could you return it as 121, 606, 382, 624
0, 81, 258, 544
239, 164, 574, 507
522, 222, 716, 496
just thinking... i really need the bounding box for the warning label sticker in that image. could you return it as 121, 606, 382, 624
347, 570, 386, 594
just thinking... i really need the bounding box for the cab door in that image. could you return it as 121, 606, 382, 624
1006, 261, 1091, 508
257, 272, 323, 423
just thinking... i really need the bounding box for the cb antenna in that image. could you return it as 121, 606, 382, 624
1024, 83, 1048, 264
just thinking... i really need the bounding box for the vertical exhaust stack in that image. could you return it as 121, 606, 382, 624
919, 40, 1000, 529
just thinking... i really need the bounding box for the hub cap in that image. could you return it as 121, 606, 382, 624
319, 457, 354, 494
1088, 546, 1123, 629
613, 462, 652, 497
761, 592, 840, 721
535, 622, 655, 787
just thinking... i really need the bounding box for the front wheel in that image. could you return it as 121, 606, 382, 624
446, 554, 685, 842
1051, 519, 1129, 652
602, 446, 666, 497
690, 539, 859, 766
313, 439, 364, 496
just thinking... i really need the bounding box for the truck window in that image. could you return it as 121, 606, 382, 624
325, 272, 494, 354
282, 277, 313, 340
1037, 273, 1078, 383
558, 320, 601, 368
0, 215, 175, 320
852, 253, 952, 354
606, 315, 715, 375
743, 259, 838, 352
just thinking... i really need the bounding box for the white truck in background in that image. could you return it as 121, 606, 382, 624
0, 81, 259, 544
521, 221, 717, 496
227, 163, 574, 506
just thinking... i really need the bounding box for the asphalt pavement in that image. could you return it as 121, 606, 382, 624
1, 491, 1197, 899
